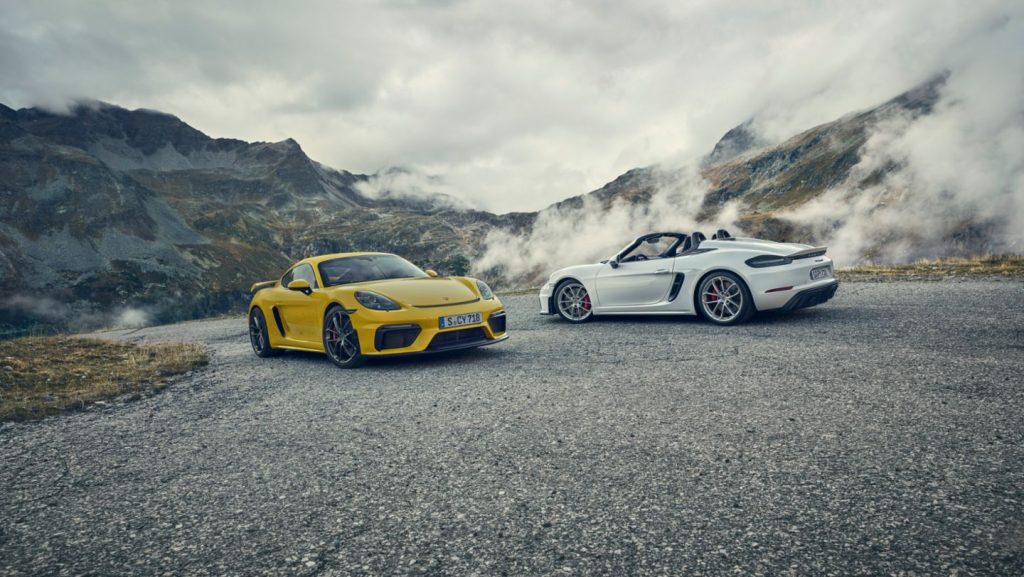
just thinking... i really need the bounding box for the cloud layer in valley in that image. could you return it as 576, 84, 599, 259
1, 0, 1015, 214
782, 14, 1024, 264
475, 5, 1024, 281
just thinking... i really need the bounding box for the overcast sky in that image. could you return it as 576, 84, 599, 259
0, 0, 1015, 212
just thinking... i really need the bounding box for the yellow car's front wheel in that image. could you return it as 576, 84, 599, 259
323, 307, 365, 369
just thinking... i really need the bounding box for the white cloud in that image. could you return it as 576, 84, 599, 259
113, 307, 150, 329
354, 167, 473, 209
781, 11, 1024, 264
474, 166, 742, 283
474, 2, 1024, 281
0, 0, 1018, 215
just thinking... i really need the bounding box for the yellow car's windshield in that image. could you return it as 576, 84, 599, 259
318, 255, 428, 287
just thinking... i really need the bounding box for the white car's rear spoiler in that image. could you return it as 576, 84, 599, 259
788, 246, 828, 259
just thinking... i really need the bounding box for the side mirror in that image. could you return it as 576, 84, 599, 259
286, 279, 312, 294
425, 269, 439, 278
609, 258, 620, 269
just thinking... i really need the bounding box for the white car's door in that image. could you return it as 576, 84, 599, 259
594, 258, 676, 307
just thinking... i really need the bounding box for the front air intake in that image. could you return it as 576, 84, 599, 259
374, 324, 421, 351
428, 328, 488, 351
488, 312, 507, 334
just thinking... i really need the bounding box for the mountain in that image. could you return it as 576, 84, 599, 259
0, 102, 528, 333
553, 76, 945, 219
699, 76, 947, 229
535, 75, 968, 254
478, 73, 1014, 283
0, 75, 998, 332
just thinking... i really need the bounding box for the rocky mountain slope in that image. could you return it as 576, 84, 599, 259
0, 75, 998, 332
549, 76, 946, 233
0, 102, 528, 332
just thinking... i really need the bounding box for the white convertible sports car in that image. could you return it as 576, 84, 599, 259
538, 230, 839, 325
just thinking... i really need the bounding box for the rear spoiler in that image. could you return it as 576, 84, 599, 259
788, 246, 828, 259
250, 280, 277, 294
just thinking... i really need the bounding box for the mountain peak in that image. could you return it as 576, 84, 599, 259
277, 137, 302, 150
877, 71, 947, 116
0, 102, 17, 121
10, 100, 213, 156
705, 119, 768, 166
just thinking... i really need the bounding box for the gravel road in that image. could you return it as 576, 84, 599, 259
2, 281, 1023, 576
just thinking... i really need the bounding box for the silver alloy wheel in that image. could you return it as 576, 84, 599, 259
325, 310, 360, 364
556, 282, 593, 321
249, 310, 266, 354
701, 275, 743, 323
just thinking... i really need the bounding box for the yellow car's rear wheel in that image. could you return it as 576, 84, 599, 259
249, 307, 280, 358
323, 306, 365, 368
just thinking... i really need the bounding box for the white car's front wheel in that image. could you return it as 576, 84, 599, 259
697, 272, 754, 325
555, 280, 594, 323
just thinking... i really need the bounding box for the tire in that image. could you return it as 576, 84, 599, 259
323, 306, 365, 368
696, 271, 754, 326
249, 307, 280, 357
554, 280, 594, 323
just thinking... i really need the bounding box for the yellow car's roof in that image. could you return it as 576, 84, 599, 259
296, 252, 394, 267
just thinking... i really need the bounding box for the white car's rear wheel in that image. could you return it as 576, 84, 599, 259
698, 272, 754, 325
555, 280, 594, 323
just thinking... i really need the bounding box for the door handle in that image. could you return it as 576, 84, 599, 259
654, 269, 670, 275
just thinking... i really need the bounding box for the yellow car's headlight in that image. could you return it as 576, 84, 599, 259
355, 291, 400, 311
476, 280, 495, 300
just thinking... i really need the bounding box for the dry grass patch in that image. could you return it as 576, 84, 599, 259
0, 337, 208, 421
838, 255, 1024, 282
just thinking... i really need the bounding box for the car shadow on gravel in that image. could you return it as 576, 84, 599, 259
745, 308, 837, 326
365, 346, 508, 369
544, 315, 701, 326
558, 307, 834, 327
267, 346, 508, 370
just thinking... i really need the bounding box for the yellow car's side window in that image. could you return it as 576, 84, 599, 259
283, 263, 319, 288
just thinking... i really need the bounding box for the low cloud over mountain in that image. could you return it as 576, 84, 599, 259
1, 67, 1020, 332
2, 1, 1019, 213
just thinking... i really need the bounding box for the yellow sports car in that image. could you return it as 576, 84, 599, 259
247, 252, 508, 368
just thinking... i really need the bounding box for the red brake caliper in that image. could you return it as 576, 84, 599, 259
709, 287, 718, 303
582, 294, 591, 311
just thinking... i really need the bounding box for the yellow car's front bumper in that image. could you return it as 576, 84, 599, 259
350, 298, 508, 356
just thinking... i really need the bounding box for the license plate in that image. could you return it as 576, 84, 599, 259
439, 312, 482, 329
810, 265, 832, 280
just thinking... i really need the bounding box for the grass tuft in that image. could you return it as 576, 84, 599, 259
0, 337, 208, 421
